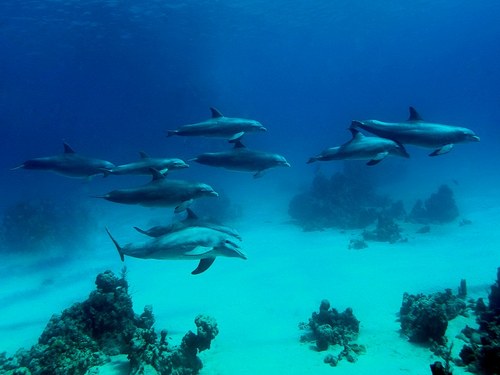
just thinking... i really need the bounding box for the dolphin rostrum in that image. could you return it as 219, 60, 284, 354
95, 169, 218, 212
133, 207, 242, 241
106, 226, 246, 274
307, 128, 409, 166
351, 107, 480, 156
167, 107, 267, 141
190, 139, 290, 178
11, 143, 115, 179
101, 151, 189, 176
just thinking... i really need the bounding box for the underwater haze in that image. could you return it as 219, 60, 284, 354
1, 0, 500, 374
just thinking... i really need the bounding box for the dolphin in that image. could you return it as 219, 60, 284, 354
307, 128, 410, 166
106, 226, 246, 274
95, 169, 218, 212
351, 107, 480, 156
133, 207, 242, 241
190, 139, 291, 178
101, 151, 189, 176
11, 143, 115, 178
167, 107, 267, 141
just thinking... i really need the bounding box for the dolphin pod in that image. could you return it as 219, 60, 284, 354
12, 106, 480, 274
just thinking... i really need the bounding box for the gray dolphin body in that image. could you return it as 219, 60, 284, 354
190, 140, 290, 178
95, 169, 218, 211
12, 143, 115, 178
134, 208, 242, 240
167, 107, 267, 140
351, 107, 480, 156
102, 152, 189, 176
307, 128, 409, 166
106, 226, 246, 274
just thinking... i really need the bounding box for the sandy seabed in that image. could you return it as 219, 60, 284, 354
0, 186, 498, 375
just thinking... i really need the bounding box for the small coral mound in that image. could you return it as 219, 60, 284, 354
408, 185, 459, 224
0, 270, 218, 375
399, 288, 467, 344
458, 267, 500, 374
362, 214, 405, 244
300, 299, 364, 366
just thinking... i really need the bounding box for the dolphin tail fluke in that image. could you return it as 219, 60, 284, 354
166, 130, 177, 137
191, 257, 216, 275
133, 226, 149, 236
10, 164, 25, 171
105, 227, 125, 262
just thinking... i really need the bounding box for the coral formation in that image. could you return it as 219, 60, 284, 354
0, 270, 218, 375
458, 267, 500, 374
408, 185, 459, 224
362, 214, 405, 244
399, 288, 467, 344
300, 299, 364, 366
289, 168, 390, 230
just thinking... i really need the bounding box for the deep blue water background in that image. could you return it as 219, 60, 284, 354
1, 0, 500, 216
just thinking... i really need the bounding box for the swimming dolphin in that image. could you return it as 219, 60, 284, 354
106, 226, 246, 274
167, 107, 267, 141
133, 207, 242, 240
190, 139, 290, 178
101, 151, 189, 176
11, 143, 115, 178
95, 169, 218, 212
351, 107, 480, 156
307, 128, 409, 166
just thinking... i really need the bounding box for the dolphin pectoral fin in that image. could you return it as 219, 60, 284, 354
185, 246, 214, 256
229, 132, 245, 142
253, 170, 266, 178
159, 168, 169, 175
192, 257, 216, 275
429, 144, 454, 157
99, 168, 112, 177
105, 227, 125, 262
366, 152, 388, 166
174, 199, 193, 213
149, 168, 166, 181
185, 207, 199, 221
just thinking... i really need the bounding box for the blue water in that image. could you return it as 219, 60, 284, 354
1, 0, 500, 370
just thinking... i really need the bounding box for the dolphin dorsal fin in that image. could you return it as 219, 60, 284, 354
210, 107, 224, 118
139, 151, 149, 159
233, 140, 246, 149
408, 107, 423, 121
149, 168, 165, 181
185, 207, 199, 220
63, 143, 76, 154
348, 127, 364, 139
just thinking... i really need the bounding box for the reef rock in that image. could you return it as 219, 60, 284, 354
408, 185, 459, 224
399, 288, 466, 344
0, 270, 218, 375
458, 267, 500, 374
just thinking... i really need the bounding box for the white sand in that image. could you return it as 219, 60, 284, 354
0, 185, 498, 375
